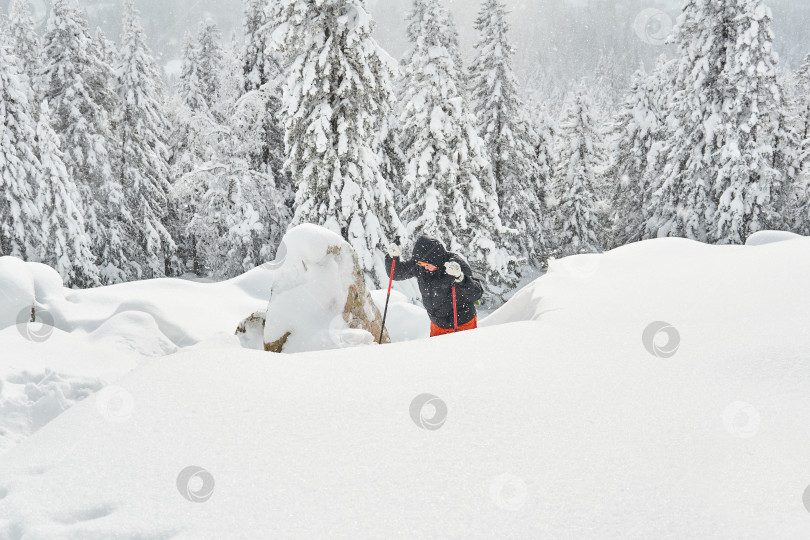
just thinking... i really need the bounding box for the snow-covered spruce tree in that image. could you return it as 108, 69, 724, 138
241, 0, 293, 212
117, 0, 176, 280
196, 20, 224, 114
41, 0, 121, 280
530, 102, 557, 253
592, 49, 627, 112
174, 34, 288, 278
793, 54, 810, 234
0, 42, 41, 259
553, 88, 606, 257
377, 110, 407, 209
167, 31, 221, 275
95, 28, 119, 69
469, 0, 548, 266
8, 0, 41, 101
35, 101, 100, 287
398, 0, 518, 301
272, 0, 405, 288
93, 27, 122, 166
177, 32, 208, 113
645, 0, 795, 244
181, 90, 291, 279
242, 0, 271, 92
713, 0, 796, 242
605, 59, 674, 248
796, 54, 810, 161
171, 31, 219, 173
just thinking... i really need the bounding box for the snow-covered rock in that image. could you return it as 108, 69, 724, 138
0, 257, 63, 332
236, 224, 391, 353
745, 230, 803, 246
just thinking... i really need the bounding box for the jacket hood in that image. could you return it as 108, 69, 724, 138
411, 236, 449, 267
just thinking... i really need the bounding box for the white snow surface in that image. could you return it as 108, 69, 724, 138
1, 235, 809, 538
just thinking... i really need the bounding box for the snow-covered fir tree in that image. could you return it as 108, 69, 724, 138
469, 0, 548, 266
95, 28, 119, 69
35, 100, 100, 287
180, 89, 291, 279
795, 54, 810, 163
645, 0, 795, 244
377, 110, 407, 209
713, 0, 795, 243
273, 0, 405, 287
553, 88, 606, 256
793, 54, 810, 234
387, 0, 428, 210
0, 41, 41, 259
241, 0, 293, 212
530, 103, 557, 252
177, 32, 208, 113
41, 0, 120, 280
606, 59, 674, 248
592, 49, 627, 112
399, 0, 518, 301
93, 27, 122, 167
242, 0, 272, 92
117, 0, 176, 280
167, 30, 222, 275
173, 32, 289, 278
8, 0, 41, 101
171, 30, 220, 171
196, 20, 224, 114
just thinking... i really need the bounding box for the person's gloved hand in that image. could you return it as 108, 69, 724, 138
387, 243, 402, 258
444, 261, 464, 283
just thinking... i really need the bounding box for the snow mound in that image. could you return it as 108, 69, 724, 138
370, 289, 430, 342
1, 236, 809, 537
0, 257, 63, 331
745, 230, 803, 246
236, 224, 391, 353
0, 255, 275, 355
484, 235, 810, 328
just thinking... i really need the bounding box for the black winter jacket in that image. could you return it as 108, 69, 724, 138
385, 236, 484, 329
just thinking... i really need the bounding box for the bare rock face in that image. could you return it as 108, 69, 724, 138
235, 225, 390, 353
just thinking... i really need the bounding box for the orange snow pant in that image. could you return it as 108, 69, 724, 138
430, 316, 478, 337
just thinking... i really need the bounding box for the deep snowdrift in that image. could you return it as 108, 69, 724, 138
1, 235, 809, 538
0, 225, 429, 453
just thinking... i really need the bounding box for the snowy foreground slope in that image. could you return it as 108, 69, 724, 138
1, 233, 809, 538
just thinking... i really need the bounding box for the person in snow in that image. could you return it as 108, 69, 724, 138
385, 236, 484, 337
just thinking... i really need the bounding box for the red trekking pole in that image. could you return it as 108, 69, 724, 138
378, 236, 400, 344
452, 285, 458, 332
